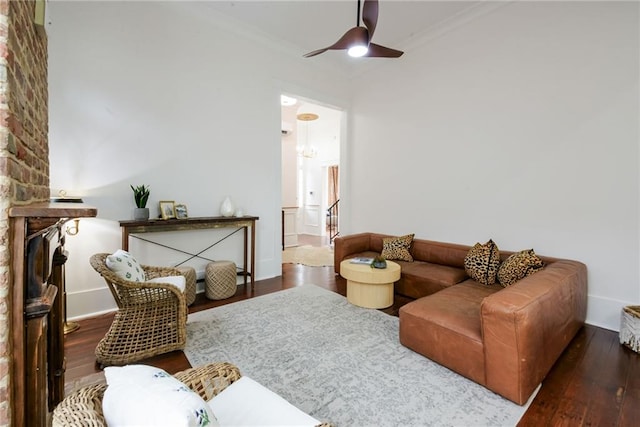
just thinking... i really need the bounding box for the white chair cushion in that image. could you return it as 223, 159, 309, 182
208, 376, 320, 426
146, 275, 186, 293
105, 249, 146, 282
103, 364, 219, 427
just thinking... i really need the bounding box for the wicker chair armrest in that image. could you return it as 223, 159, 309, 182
90, 253, 183, 294
143, 264, 183, 280
102, 267, 187, 303
116, 280, 188, 309
174, 362, 242, 401
52, 383, 108, 427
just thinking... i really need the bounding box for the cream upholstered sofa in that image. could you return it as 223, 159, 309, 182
53, 362, 333, 427
334, 232, 587, 405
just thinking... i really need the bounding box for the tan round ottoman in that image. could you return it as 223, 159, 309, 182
205, 261, 237, 300
176, 266, 197, 306
339, 260, 401, 309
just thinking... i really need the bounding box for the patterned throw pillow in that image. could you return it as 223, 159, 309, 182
497, 249, 544, 287
381, 234, 415, 262
105, 249, 146, 282
464, 239, 500, 285
103, 365, 219, 427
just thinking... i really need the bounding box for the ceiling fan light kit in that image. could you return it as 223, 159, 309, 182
304, 0, 403, 59
348, 45, 368, 58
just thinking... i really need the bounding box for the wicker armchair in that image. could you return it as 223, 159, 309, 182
52, 362, 241, 427
90, 253, 188, 366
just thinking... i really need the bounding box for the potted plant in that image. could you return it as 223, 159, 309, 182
371, 255, 387, 269
131, 184, 150, 220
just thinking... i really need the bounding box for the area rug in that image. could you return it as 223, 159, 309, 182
64, 371, 105, 396
282, 245, 334, 267
185, 285, 536, 426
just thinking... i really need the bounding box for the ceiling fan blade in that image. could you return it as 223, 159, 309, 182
303, 47, 330, 58
303, 26, 369, 58
362, 0, 378, 38
365, 43, 404, 58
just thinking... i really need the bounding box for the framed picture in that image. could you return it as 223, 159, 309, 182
175, 204, 188, 219
159, 200, 176, 220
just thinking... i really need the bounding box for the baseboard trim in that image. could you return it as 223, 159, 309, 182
586, 294, 633, 332
67, 287, 117, 321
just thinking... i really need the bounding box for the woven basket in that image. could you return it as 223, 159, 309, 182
620, 305, 640, 353
205, 261, 237, 300
176, 266, 197, 306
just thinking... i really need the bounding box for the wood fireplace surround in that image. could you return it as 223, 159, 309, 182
9, 202, 97, 427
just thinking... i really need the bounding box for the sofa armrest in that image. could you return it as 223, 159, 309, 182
333, 233, 374, 274
175, 362, 242, 401
480, 260, 587, 405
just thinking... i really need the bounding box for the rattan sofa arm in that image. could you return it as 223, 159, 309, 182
52, 383, 108, 427
174, 361, 242, 401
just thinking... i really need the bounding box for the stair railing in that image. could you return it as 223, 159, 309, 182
327, 199, 340, 244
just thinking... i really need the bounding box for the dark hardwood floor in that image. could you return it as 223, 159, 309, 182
64, 262, 639, 426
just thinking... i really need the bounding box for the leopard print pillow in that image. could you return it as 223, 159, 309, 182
464, 239, 500, 285
381, 234, 414, 262
497, 249, 544, 287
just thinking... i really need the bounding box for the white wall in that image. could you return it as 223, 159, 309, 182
281, 106, 299, 208
48, 1, 639, 331
345, 1, 639, 331
47, 1, 351, 318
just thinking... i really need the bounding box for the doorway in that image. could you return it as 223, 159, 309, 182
281, 94, 341, 249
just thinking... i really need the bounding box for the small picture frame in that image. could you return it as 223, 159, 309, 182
175, 204, 188, 219
159, 200, 176, 220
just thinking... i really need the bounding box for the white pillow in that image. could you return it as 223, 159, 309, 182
208, 376, 320, 426
103, 364, 219, 427
146, 275, 186, 293
105, 249, 146, 282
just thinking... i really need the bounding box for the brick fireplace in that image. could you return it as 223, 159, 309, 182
0, 1, 50, 425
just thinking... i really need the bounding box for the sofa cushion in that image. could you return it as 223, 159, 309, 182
381, 234, 414, 262
208, 376, 320, 426
396, 261, 468, 299
411, 239, 471, 269
399, 281, 502, 385
146, 275, 187, 293
464, 240, 500, 285
497, 249, 544, 287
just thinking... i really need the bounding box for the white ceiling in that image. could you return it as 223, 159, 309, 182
184, 1, 483, 71
178, 1, 488, 150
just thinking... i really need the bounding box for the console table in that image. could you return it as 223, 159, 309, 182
9, 202, 97, 427
119, 216, 259, 289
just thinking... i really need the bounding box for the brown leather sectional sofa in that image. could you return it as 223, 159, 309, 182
334, 232, 587, 405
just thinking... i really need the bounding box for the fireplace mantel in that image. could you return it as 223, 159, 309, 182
9, 202, 97, 427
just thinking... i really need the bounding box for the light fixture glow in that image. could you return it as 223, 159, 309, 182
348, 45, 368, 57
281, 95, 297, 106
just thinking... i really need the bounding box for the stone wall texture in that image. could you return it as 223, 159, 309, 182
0, 0, 49, 425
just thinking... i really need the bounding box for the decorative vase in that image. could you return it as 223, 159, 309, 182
371, 258, 387, 269
220, 196, 235, 217
133, 207, 149, 220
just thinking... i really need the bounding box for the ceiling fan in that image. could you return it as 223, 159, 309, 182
303, 0, 404, 59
